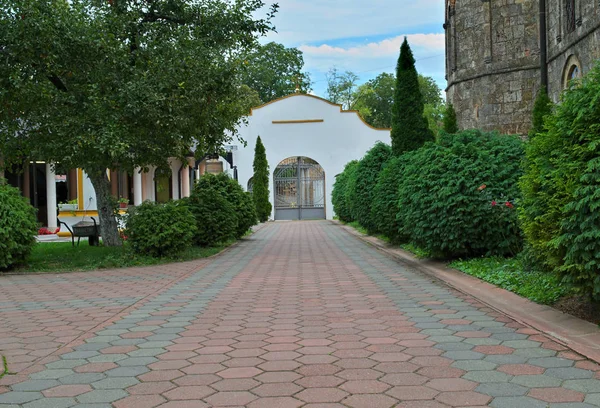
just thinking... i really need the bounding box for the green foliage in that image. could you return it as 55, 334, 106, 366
390, 38, 435, 156
397, 130, 524, 258
352, 73, 443, 132
450, 257, 571, 305
529, 86, 553, 138
326, 68, 359, 109
240, 42, 311, 103
0, 179, 38, 270
371, 156, 407, 243
332, 160, 359, 222
188, 186, 237, 247
352, 73, 395, 128
443, 103, 459, 134
346, 142, 392, 233
252, 136, 272, 222
0, 0, 276, 245
399, 243, 431, 259
192, 173, 257, 238
520, 63, 600, 300
125, 201, 196, 258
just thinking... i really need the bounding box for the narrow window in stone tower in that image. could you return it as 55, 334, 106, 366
565, 0, 576, 32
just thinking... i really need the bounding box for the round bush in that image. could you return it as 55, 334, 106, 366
346, 142, 391, 232
0, 179, 38, 269
193, 173, 257, 239
371, 156, 407, 243
125, 200, 197, 258
397, 130, 524, 258
520, 63, 600, 299
332, 160, 358, 222
188, 186, 237, 246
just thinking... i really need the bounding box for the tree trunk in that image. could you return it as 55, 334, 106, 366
86, 169, 122, 247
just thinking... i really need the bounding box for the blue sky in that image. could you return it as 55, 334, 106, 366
260, 0, 446, 98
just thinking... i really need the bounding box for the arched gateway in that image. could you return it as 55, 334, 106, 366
274, 156, 325, 220
232, 93, 391, 220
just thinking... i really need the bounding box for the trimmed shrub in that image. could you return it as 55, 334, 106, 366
443, 103, 458, 134
332, 160, 358, 222
125, 200, 196, 258
528, 86, 553, 139
344, 160, 360, 222
371, 156, 406, 242
192, 173, 257, 238
520, 63, 600, 300
397, 130, 524, 258
253, 136, 272, 222
0, 179, 38, 269
188, 185, 237, 247
346, 142, 391, 232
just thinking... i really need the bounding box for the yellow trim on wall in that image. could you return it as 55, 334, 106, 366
248, 93, 391, 132
77, 169, 84, 210
272, 119, 324, 124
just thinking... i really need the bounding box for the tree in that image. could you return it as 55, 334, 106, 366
326, 68, 359, 109
443, 103, 459, 133
252, 136, 271, 222
529, 86, 553, 138
240, 42, 311, 103
0, 0, 277, 246
352, 73, 395, 128
390, 38, 435, 156
352, 73, 444, 132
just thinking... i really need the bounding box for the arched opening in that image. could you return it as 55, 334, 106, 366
562, 55, 582, 89
273, 156, 325, 220
247, 177, 254, 194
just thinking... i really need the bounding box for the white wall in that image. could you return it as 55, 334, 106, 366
234, 94, 391, 220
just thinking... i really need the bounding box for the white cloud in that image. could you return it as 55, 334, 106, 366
299, 33, 444, 59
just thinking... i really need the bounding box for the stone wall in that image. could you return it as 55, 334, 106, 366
546, 0, 600, 101
445, 0, 541, 135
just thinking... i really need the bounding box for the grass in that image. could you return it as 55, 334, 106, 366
1, 355, 8, 379
12, 241, 233, 273
399, 243, 431, 259
449, 257, 573, 305
347, 221, 368, 235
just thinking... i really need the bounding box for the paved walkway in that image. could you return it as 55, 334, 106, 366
1, 221, 600, 407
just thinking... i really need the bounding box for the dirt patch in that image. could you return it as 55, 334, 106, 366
554, 295, 600, 326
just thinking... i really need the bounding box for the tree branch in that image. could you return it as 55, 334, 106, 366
47, 74, 68, 92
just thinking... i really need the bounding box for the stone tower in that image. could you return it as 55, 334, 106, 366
445, 0, 600, 135
444, 0, 540, 135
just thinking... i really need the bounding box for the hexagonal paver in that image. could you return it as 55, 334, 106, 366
296, 388, 349, 403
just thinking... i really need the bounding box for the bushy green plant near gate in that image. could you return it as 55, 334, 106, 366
371, 156, 407, 242
193, 173, 256, 238
0, 179, 38, 270
332, 160, 358, 222
253, 136, 272, 222
397, 130, 524, 258
346, 142, 391, 233
188, 186, 237, 247
343, 160, 361, 222
125, 201, 196, 258
520, 63, 600, 300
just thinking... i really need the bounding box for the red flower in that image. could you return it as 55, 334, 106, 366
478, 184, 487, 191
491, 201, 497, 206
505, 201, 514, 208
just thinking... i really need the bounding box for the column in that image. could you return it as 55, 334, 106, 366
483, 0, 493, 64
181, 165, 190, 198
171, 165, 179, 200
133, 167, 143, 206
46, 163, 58, 230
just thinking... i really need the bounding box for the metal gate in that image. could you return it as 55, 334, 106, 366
274, 157, 325, 220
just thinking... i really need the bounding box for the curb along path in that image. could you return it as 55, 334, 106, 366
0, 220, 599, 407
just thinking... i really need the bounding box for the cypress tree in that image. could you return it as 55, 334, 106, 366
390, 38, 434, 156
252, 136, 272, 222
443, 103, 458, 133
529, 86, 553, 138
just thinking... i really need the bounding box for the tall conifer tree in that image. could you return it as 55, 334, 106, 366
252, 136, 272, 222
528, 86, 553, 138
390, 38, 434, 155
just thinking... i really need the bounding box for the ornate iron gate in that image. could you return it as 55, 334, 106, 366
274, 157, 325, 220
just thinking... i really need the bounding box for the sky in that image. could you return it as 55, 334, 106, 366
259, 0, 446, 99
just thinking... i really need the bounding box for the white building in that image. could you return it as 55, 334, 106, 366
233, 93, 391, 220
3, 93, 390, 233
